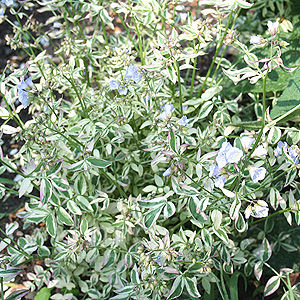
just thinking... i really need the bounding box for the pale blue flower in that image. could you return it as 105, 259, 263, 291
178, 115, 188, 126
250, 35, 262, 45
40, 37, 50, 47
240, 136, 255, 151
109, 79, 119, 90
126, 64, 138, 79
274, 141, 287, 157
17, 77, 33, 108
156, 255, 162, 266
183, 105, 188, 111
216, 141, 232, 168
226, 147, 243, 164
214, 176, 226, 189
2, 0, 13, 6
159, 101, 166, 109
126, 64, 142, 83
249, 166, 266, 183
209, 164, 220, 177
288, 145, 299, 163
254, 202, 269, 218
118, 85, 128, 95
159, 104, 174, 121
132, 72, 142, 83
163, 168, 171, 177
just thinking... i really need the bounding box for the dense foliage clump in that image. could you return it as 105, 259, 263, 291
0, 0, 300, 299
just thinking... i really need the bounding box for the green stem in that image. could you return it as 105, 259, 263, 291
219, 265, 230, 300
116, 13, 139, 54
0, 92, 25, 131
184, 172, 221, 199
249, 208, 290, 225
234, 71, 268, 190
241, 165, 294, 200
175, 61, 183, 115
198, 10, 234, 97
0, 159, 27, 178
61, 74, 88, 118
169, 217, 192, 234
133, 17, 145, 65
264, 262, 293, 295
101, 20, 109, 46
190, 42, 201, 98
12, 15, 59, 117
209, 8, 241, 88
100, 169, 127, 199
287, 274, 295, 300
42, 123, 84, 151
266, 103, 300, 127
0, 183, 39, 201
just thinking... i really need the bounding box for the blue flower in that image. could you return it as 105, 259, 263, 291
159, 100, 167, 109
288, 145, 299, 163
254, 204, 269, 218
216, 142, 231, 168
209, 164, 220, 177
254, 201, 269, 218
132, 72, 142, 83
216, 141, 243, 168
1, 0, 13, 6
156, 255, 162, 266
109, 79, 119, 90
126, 64, 142, 83
159, 104, 174, 121
17, 77, 33, 108
249, 166, 266, 183
274, 141, 287, 157
163, 168, 171, 177
226, 147, 243, 164
178, 115, 188, 126
214, 176, 226, 189
126, 64, 138, 79
118, 85, 128, 95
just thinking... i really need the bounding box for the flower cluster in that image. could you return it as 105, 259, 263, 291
250, 20, 279, 45
274, 141, 299, 163
216, 141, 243, 169
209, 139, 269, 190
208, 141, 243, 190
109, 64, 141, 96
